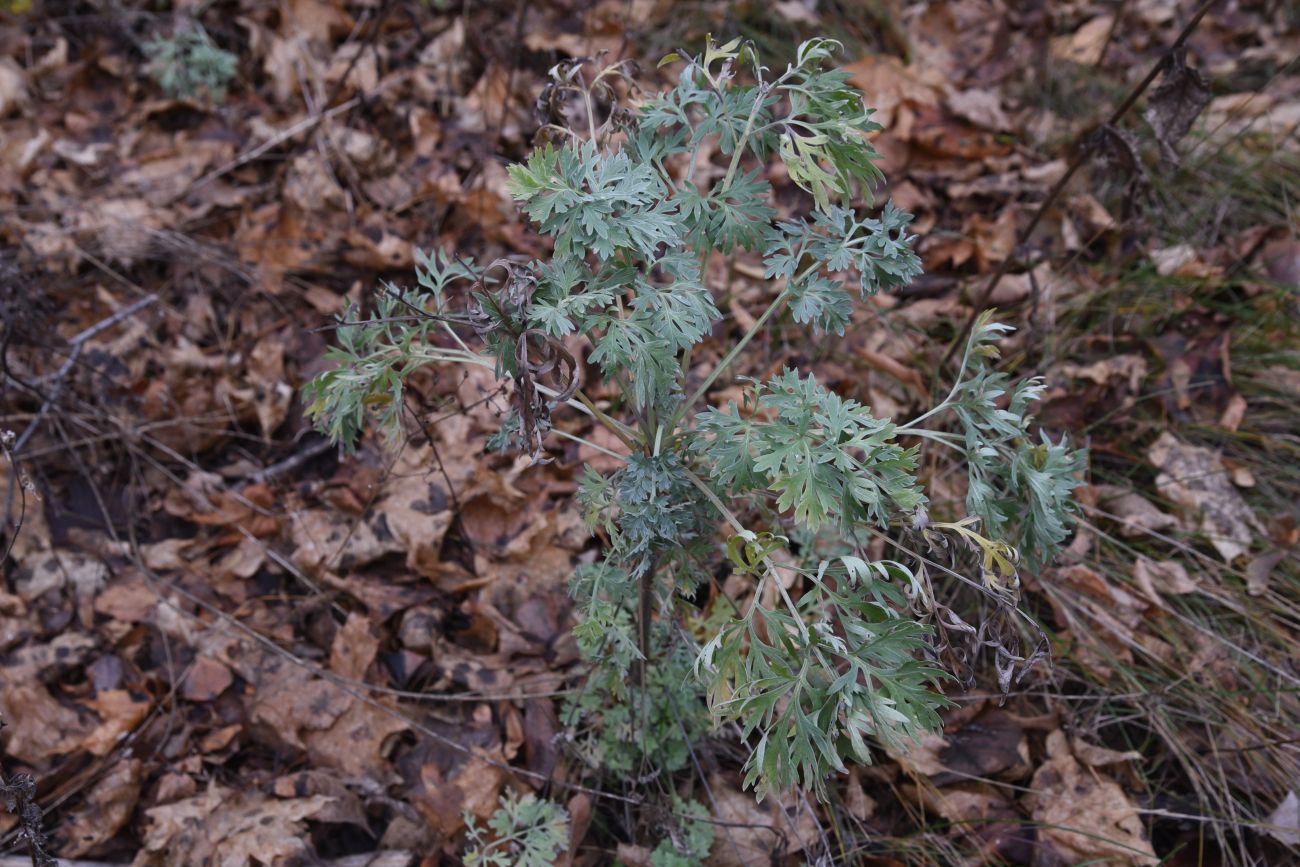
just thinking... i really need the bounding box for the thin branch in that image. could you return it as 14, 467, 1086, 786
13, 294, 159, 455
944, 0, 1220, 367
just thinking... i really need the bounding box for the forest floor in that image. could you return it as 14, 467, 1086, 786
1, 0, 1298, 865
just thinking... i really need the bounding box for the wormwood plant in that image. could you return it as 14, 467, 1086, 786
305, 37, 1085, 801
144, 22, 237, 102
464, 792, 569, 867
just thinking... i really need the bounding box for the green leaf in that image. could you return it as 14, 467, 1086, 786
628, 252, 720, 352
506, 141, 679, 260
464, 793, 569, 867
695, 369, 925, 533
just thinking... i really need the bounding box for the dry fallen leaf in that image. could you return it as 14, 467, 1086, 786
1058, 354, 1148, 392
1148, 432, 1264, 562
1050, 15, 1115, 65
1132, 555, 1200, 605
1049, 564, 1151, 678
58, 758, 142, 857
911, 782, 1025, 862
83, 688, 153, 756
1026, 730, 1158, 865
945, 87, 1013, 131
0, 57, 30, 117
1265, 790, 1300, 846
1245, 549, 1288, 597
1071, 736, 1144, 768
1093, 484, 1179, 537
182, 655, 236, 702
889, 730, 950, 777
895, 709, 1032, 784
705, 774, 820, 867
0, 634, 97, 765
132, 784, 334, 867
236, 614, 408, 781
845, 54, 942, 129
1261, 238, 1300, 288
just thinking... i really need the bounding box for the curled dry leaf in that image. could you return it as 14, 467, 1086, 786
1026, 730, 1158, 865
1143, 49, 1211, 168
1148, 431, 1264, 562
1092, 484, 1179, 538
1132, 555, 1199, 606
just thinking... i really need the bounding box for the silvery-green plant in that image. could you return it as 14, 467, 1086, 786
464, 792, 569, 867
305, 36, 1085, 800
144, 22, 237, 102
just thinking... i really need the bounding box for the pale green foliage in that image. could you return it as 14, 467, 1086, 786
943, 313, 1088, 569
464, 793, 569, 867
650, 796, 715, 866
696, 555, 948, 799
507, 143, 679, 261
304, 34, 1086, 804
695, 370, 924, 531
144, 24, 237, 102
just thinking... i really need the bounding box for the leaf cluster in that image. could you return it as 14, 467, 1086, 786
144, 23, 238, 102
938, 313, 1088, 570
464, 793, 570, 867
303, 35, 1086, 806
695, 370, 925, 533
650, 796, 715, 867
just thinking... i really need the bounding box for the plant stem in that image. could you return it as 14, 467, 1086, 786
581, 77, 600, 145
672, 258, 820, 430
719, 84, 768, 193
681, 468, 807, 636
897, 332, 976, 432
574, 389, 639, 448
550, 428, 628, 460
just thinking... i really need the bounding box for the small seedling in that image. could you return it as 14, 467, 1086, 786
306, 36, 1085, 801
144, 22, 237, 102
464, 792, 570, 867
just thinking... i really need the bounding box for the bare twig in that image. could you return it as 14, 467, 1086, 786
176, 80, 397, 202
0, 723, 57, 867
246, 436, 333, 484
12, 294, 158, 456
943, 0, 1220, 367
